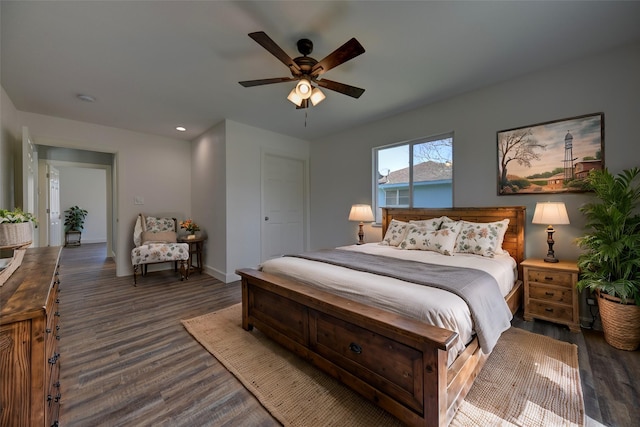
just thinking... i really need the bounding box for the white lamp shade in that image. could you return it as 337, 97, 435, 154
532, 202, 570, 225
348, 204, 374, 222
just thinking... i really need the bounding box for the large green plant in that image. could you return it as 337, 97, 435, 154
64, 206, 88, 232
576, 167, 640, 305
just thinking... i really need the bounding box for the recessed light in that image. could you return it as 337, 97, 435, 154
176, 126, 187, 132
77, 94, 96, 102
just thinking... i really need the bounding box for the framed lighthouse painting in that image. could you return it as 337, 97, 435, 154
497, 112, 604, 195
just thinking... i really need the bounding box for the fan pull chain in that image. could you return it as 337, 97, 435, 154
305, 110, 308, 127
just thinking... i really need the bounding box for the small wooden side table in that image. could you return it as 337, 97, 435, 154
178, 236, 206, 275
522, 258, 580, 332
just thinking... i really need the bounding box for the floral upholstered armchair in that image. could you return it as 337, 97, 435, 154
131, 214, 189, 285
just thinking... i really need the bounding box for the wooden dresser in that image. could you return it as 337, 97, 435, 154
522, 258, 580, 332
0, 247, 62, 427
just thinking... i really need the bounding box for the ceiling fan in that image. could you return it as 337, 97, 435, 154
239, 31, 365, 109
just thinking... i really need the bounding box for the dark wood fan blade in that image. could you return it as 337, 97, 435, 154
311, 38, 365, 76
249, 32, 301, 74
315, 78, 365, 98
239, 77, 296, 87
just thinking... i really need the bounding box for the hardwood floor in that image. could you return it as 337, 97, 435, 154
57, 244, 638, 426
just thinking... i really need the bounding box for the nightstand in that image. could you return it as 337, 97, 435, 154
522, 258, 580, 332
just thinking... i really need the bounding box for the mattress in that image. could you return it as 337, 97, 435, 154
259, 243, 517, 365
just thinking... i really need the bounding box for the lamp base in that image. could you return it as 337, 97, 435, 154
357, 222, 365, 245
544, 226, 558, 262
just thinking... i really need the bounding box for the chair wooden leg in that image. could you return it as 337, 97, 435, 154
133, 265, 138, 286
179, 260, 188, 281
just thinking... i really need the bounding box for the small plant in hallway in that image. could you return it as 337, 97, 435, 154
64, 206, 88, 232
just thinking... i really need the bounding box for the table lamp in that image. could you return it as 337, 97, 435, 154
532, 201, 570, 263
348, 204, 375, 245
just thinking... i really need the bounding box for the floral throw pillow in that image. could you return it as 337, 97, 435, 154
380, 219, 411, 246
145, 216, 175, 233
454, 219, 510, 257
399, 223, 461, 255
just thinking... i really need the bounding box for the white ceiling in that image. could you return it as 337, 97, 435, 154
2, 1, 640, 142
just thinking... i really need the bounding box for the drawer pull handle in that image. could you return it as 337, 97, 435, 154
544, 276, 553, 281
349, 342, 362, 354
545, 308, 554, 312
545, 292, 554, 296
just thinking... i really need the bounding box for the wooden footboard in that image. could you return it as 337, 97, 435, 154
238, 268, 500, 427
237, 206, 525, 426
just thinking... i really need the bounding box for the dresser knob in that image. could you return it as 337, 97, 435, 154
349, 342, 363, 354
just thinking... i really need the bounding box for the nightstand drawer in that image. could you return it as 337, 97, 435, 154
528, 301, 574, 323
527, 269, 573, 287
529, 284, 574, 304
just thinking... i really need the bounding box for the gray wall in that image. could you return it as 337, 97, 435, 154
310, 41, 640, 263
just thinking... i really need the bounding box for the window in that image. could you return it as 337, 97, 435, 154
374, 133, 453, 223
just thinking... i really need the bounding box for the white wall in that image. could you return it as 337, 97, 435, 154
310, 41, 640, 263
0, 86, 20, 209
191, 120, 227, 281
17, 111, 191, 276
59, 166, 107, 244
191, 119, 310, 282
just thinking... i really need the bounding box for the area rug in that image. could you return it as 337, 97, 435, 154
182, 304, 584, 426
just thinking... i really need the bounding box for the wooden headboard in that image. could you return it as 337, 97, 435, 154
382, 206, 526, 279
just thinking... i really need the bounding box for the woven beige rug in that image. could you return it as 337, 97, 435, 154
182, 304, 584, 426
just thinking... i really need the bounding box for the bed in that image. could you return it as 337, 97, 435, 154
236, 206, 525, 427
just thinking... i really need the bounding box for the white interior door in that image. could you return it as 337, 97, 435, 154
261, 153, 305, 261
48, 165, 62, 246
22, 126, 37, 246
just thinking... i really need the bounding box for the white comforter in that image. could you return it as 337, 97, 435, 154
259, 243, 517, 365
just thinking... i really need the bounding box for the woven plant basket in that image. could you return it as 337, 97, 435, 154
597, 290, 640, 351
0, 222, 33, 247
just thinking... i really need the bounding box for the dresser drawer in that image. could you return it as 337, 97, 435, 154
529, 283, 574, 304
528, 300, 574, 323
310, 310, 423, 413
527, 269, 573, 288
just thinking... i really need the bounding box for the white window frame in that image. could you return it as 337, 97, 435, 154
373, 132, 453, 223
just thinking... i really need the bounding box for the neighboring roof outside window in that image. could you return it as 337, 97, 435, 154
379, 161, 452, 185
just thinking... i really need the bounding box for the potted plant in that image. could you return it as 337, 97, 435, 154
576, 167, 640, 350
0, 208, 38, 247
64, 206, 88, 246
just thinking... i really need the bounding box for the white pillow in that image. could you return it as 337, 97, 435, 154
399, 223, 461, 255
454, 219, 510, 257
380, 219, 411, 246
409, 216, 444, 230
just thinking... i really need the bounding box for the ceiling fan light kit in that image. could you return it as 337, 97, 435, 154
239, 31, 365, 109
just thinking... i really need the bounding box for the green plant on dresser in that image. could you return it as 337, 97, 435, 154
576, 167, 640, 350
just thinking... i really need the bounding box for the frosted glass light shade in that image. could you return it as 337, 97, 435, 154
310, 87, 326, 106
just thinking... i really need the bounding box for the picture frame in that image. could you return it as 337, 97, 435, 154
497, 112, 604, 195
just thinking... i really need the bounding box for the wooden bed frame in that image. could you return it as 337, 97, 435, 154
236, 206, 525, 427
